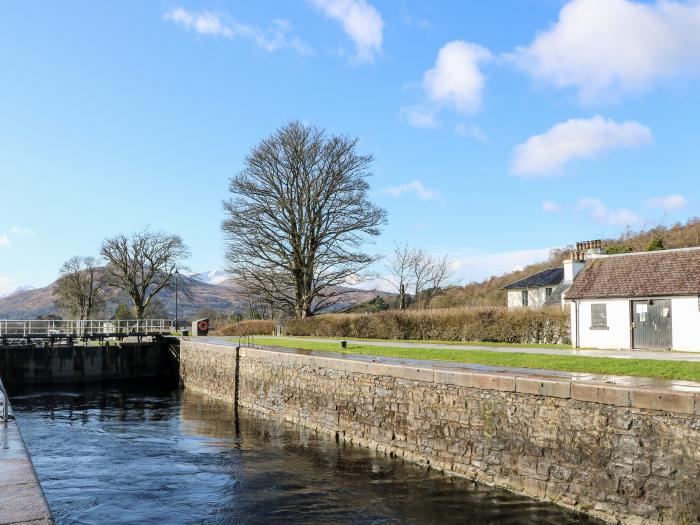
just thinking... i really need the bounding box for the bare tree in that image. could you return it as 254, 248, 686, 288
419, 254, 454, 308
386, 246, 455, 309
54, 256, 105, 319
222, 121, 387, 319
100, 229, 190, 319
385, 243, 414, 309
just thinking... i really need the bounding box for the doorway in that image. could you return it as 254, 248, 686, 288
631, 299, 672, 350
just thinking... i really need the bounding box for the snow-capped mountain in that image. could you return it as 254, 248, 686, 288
191, 270, 231, 285
0, 284, 35, 298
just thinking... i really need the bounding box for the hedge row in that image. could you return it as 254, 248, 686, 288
216, 320, 276, 336
284, 307, 570, 345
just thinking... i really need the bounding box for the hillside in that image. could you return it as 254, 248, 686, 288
0, 272, 392, 320
435, 217, 700, 308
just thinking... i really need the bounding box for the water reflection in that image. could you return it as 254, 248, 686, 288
11, 383, 599, 524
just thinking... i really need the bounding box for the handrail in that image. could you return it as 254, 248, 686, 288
0, 378, 9, 423
237, 334, 255, 348
0, 319, 174, 338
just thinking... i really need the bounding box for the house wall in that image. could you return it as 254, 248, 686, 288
572, 299, 631, 349
506, 287, 551, 308
671, 296, 700, 352
572, 296, 700, 352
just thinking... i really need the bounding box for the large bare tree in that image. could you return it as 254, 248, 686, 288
222, 121, 387, 319
100, 229, 190, 319
54, 256, 105, 319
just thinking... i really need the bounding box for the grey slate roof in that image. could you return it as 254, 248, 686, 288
566, 248, 700, 299
543, 281, 571, 307
502, 267, 564, 290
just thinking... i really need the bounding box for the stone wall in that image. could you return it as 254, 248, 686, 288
180, 339, 700, 525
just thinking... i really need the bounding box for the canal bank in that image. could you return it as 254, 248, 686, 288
0, 378, 54, 525
180, 338, 700, 525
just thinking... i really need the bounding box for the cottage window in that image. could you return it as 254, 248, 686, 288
545, 287, 553, 298
522, 290, 529, 306
591, 303, 608, 329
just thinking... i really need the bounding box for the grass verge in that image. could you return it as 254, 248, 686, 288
278, 335, 573, 350
246, 337, 700, 382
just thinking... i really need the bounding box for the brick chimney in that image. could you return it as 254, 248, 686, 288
564, 240, 602, 281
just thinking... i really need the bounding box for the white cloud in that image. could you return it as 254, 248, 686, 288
0, 234, 9, 247
9, 227, 35, 237
577, 197, 643, 227
455, 122, 489, 142
400, 106, 438, 128
165, 8, 233, 37
646, 194, 688, 211
164, 8, 313, 55
541, 200, 561, 213
382, 180, 440, 200
423, 41, 491, 115
511, 115, 653, 177
0, 277, 16, 296
451, 247, 554, 283
310, 0, 384, 64
512, 0, 700, 102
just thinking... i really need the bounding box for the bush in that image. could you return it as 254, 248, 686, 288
284, 307, 570, 345
217, 320, 276, 336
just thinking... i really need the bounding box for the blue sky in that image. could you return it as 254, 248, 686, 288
1, 0, 699, 294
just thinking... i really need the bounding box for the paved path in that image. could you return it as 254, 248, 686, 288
208, 337, 700, 392
271, 336, 700, 362
0, 378, 54, 525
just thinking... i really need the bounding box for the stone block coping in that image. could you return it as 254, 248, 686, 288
0, 379, 54, 525
185, 338, 700, 416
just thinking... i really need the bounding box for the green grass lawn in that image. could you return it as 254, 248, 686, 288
274, 335, 574, 350
245, 337, 700, 382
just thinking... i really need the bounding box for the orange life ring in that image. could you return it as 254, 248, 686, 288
197, 320, 209, 332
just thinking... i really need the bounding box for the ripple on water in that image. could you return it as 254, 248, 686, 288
10, 383, 601, 525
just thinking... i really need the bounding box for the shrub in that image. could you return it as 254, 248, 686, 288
217, 320, 276, 336
284, 307, 570, 345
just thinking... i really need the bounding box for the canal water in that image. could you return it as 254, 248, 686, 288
11, 383, 599, 524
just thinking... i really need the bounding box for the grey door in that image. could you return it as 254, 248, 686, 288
632, 299, 672, 350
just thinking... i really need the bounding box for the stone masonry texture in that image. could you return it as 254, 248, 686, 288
180, 340, 700, 525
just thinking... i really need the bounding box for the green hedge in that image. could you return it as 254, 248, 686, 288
284, 307, 570, 345
217, 320, 276, 336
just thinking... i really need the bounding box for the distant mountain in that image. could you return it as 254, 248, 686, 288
0, 285, 35, 299
0, 271, 392, 320
191, 270, 230, 285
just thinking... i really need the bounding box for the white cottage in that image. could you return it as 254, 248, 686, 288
502, 267, 564, 308
566, 247, 700, 352
502, 240, 601, 309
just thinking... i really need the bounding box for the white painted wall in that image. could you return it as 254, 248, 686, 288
571, 296, 700, 352
507, 287, 553, 308
671, 296, 700, 352
572, 299, 631, 350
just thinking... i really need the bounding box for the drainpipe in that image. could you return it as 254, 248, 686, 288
0, 379, 9, 423
574, 300, 580, 348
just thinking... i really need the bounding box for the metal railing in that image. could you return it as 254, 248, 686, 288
0, 319, 174, 338
238, 334, 256, 348
0, 379, 9, 423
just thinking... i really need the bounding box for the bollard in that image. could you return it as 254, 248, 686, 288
340, 340, 347, 349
